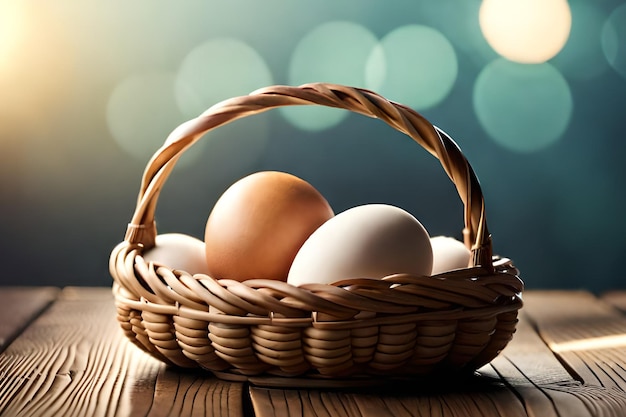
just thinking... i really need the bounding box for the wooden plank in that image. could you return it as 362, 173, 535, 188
250, 382, 527, 417
518, 291, 626, 416
484, 311, 600, 417
148, 368, 247, 417
5, 288, 626, 416
0, 287, 60, 351
0, 287, 246, 417
522, 291, 626, 392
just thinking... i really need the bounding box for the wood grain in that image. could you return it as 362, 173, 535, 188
0, 287, 246, 417
0, 287, 59, 351
481, 292, 626, 417
3, 288, 626, 417
250, 380, 527, 417
523, 291, 626, 392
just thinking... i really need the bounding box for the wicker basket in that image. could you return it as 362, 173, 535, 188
109, 83, 523, 386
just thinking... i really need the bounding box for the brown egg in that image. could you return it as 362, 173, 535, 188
204, 171, 334, 281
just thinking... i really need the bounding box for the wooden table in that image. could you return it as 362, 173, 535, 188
1, 287, 626, 417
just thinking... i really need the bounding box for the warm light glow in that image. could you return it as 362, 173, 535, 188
479, 0, 572, 64
551, 334, 626, 353
0, 1, 22, 65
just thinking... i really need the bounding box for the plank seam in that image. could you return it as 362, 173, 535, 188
524, 314, 586, 385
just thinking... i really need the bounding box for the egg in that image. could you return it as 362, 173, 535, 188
287, 204, 433, 286
204, 171, 334, 281
430, 236, 471, 275
142, 233, 211, 275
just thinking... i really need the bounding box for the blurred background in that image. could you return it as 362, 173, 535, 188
0, 0, 625, 292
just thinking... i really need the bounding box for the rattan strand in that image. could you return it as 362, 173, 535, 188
109, 83, 523, 384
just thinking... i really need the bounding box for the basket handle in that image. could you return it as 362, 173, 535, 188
124, 83, 493, 271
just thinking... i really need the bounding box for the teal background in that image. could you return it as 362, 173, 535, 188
1, 0, 625, 292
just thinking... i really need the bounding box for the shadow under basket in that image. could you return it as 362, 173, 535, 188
109, 83, 524, 387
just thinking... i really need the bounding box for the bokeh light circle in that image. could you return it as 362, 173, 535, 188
107, 72, 203, 166
473, 59, 573, 153
479, 0, 572, 64
551, 1, 609, 80
175, 38, 273, 119
281, 21, 381, 131
365, 24, 458, 111
602, 4, 626, 80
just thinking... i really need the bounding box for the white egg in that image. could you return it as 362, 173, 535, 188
142, 233, 211, 275
430, 236, 471, 275
287, 204, 433, 286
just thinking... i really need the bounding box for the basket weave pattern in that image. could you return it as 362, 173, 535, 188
109, 83, 523, 383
